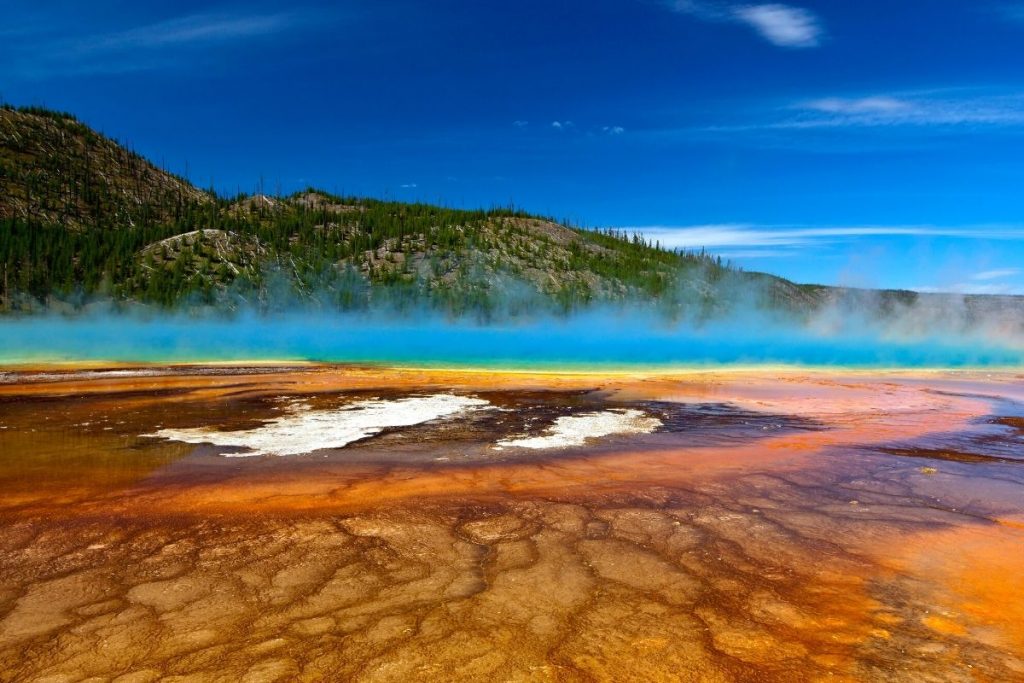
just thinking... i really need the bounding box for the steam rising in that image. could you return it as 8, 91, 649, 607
0, 294, 1022, 368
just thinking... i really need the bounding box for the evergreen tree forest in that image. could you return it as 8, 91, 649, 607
1, 105, 739, 317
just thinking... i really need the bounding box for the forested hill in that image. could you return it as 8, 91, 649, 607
0, 105, 817, 316
3, 104, 1014, 327
0, 105, 211, 229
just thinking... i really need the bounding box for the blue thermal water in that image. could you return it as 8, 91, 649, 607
0, 312, 1021, 368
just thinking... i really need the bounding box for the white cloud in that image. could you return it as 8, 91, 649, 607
691, 90, 1024, 138
400, 183, 418, 189
887, 266, 1024, 295
602, 125, 626, 134
70, 13, 296, 55
622, 224, 1024, 251
551, 120, 574, 129
914, 283, 1024, 296
972, 268, 1020, 281
785, 91, 1024, 128
513, 120, 529, 128
667, 1, 823, 49
803, 96, 912, 115
731, 4, 822, 48
7, 10, 316, 78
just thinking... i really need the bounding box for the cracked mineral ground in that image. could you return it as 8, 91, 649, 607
0, 366, 1022, 682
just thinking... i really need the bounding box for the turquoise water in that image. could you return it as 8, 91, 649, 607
1, 312, 1022, 369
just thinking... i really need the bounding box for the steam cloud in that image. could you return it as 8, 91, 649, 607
1, 288, 1022, 369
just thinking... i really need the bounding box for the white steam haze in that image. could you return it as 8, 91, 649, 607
1, 281, 1024, 368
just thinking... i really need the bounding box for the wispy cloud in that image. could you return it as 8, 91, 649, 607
914, 282, 1024, 296
602, 125, 626, 135
627, 226, 1024, 292
667, 1, 824, 48
802, 96, 912, 115
551, 120, 574, 129
785, 91, 1024, 128
732, 4, 822, 48
6, 10, 316, 78
625, 223, 1024, 251
972, 268, 1021, 281
72, 13, 295, 55
684, 89, 1024, 145
716, 249, 799, 259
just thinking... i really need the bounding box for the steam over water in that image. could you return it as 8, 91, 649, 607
1, 309, 1023, 367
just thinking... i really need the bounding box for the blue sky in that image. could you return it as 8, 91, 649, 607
3, 0, 1024, 293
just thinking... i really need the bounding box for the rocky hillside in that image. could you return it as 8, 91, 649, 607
1, 105, 1019, 329
104, 191, 731, 315
0, 106, 763, 315
0, 106, 210, 229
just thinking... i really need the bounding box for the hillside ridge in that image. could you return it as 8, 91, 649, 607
0, 106, 211, 229
1, 105, 1018, 328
